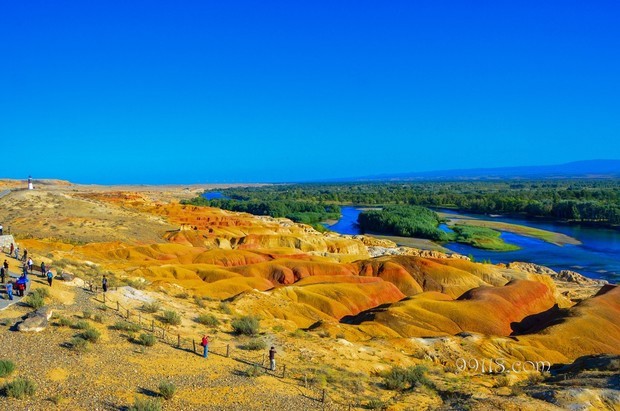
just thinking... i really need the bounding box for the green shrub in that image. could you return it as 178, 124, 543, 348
382, 365, 433, 391
141, 301, 161, 314
93, 314, 104, 323
81, 327, 101, 343
193, 296, 206, 308
126, 279, 147, 290
231, 315, 260, 336
158, 380, 176, 400
195, 314, 219, 327
2, 377, 36, 399
161, 310, 181, 326
366, 398, 387, 410
0, 360, 15, 378
241, 338, 266, 351
24, 293, 45, 309
73, 320, 91, 330
137, 333, 156, 347
32, 288, 50, 299
245, 365, 261, 378
175, 292, 189, 299
113, 321, 141, 332
57, 316, 74, 327
219, 302, 232, 315
69, 336, 89, 352
82, 309, 93, 319
129, 397, 162, 411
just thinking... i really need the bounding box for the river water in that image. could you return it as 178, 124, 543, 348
326, 206, 620, 283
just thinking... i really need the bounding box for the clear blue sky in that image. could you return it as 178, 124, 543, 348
1, 1, 619, 184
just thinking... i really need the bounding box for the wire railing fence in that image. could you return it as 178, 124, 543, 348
85, 281, 368, 410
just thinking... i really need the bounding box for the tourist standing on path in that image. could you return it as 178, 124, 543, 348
47, 270, 53, 287
269, 346, 276, 371
22, 263, 28, 277
27, 258, 33, 273
9, 243, 14, 256
0, 266, 5, 283
6, 281, 13, 300
201, 335, 209, 358
3, 260, 8, 274
40, 262, 46, 277
22, 249, 27, 262
102, 275, 108, 293
14, 246, 19, 260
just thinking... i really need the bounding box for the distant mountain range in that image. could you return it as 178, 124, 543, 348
341, 159, 620, 181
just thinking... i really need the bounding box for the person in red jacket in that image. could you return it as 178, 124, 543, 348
201, 335, 210, 358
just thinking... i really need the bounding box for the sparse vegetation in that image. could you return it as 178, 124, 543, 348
0, 360, 16, 378
69, 336, 89, 352
57, 316, 74, 327
141, 301, 161, 313
137, 333, 156, 347
24, 290, 46, 309
231, 315, 260, 336
161, 310, 182, 326
80, 327, 101, 343
113, 320, 141, 332
245, 365, 262, 378
175, 292, 189, 299
240, 338, 266, 351
158, 380, 176, 400
94, 314, 104, 323
219, 302, 232, 315
366, 398, 387, 410
382, 365, 433, 391
1, 377, 36, 399
73, 320, 91, 330
129, 397, 162, 411
83, 309, 93, 319
195, 314, 219, 327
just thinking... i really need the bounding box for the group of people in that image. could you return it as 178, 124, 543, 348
1, 244, 55, 301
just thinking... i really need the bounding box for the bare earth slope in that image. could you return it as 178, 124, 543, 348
0, 182, 617, 410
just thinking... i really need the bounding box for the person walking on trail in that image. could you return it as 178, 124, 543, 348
22, 249, 28, 262
269, 346, 276, 371
6, 281, 13, 300
201, 335, 210, 358
0, 266, 5, 283
14, 247, 19, 260
9, 243, 14, 256
102, 275, 108, 293
3, 260, 8, 273
40, 262, 46, 277
47, 270, 53, 287
27, 258, 33, 273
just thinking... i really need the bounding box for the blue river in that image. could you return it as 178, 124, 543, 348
326, 206, 620, 283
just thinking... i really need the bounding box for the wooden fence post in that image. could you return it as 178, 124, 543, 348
282, 365, 286, 378
126, 308, 130, 319
151, 320, 154, 332
321, 389, 326, 403
177, 334, 181, 348
226, 344, 230, 357
193, 340, 196, 353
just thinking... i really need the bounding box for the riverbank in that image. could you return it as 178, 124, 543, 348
439, 213, 581, 246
